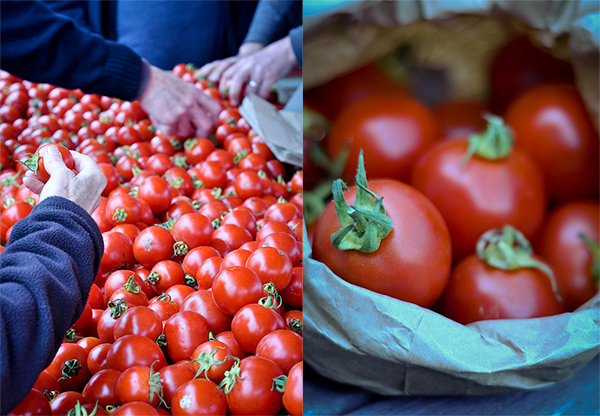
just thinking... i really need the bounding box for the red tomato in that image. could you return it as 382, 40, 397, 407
222, 356, 284, 416
411, 134, 546, 262
170, 379, 226, 416
116, 365, 163, 407
1, 200, 32, 228
313, 171, 452, 307
245, 246, 292, 291
211, 266, 264, 315
183, 137, 215, 164
504, 83, 599, 202
231, 303, 286, 353
179, 289, 233, 334
138, 176, 174, 214
82, 368, 122, 408
100, 231, 135, 273
112, 306, 163, 341
133, 226, 175, 269
196, 256, 223, 290
172, 213, 213, 252
147, 260, 185, 294
255, 329, 302, 375
105, 193, 141, 226
157, 364, 196, 409
190, 340, 236, 384
87, 343, 112, 375
534, 200, 600, 311
148, 298, 180, 321
212, 224, 253, 250
283, 362, 303, 416
164, 311, 210, 362
45, 343, 91, 392
433, 99, 488, 139
20, 143, 74, 182
260, 232, 301, 266
327, 93, 440, 183
234, 170, 264, 200
111, 402, 159, 416
32, 370, 61, 397
107, 334, 167, 372
181, 246, 221, 277
437, 254, 565, 325
221, 249, 252, 270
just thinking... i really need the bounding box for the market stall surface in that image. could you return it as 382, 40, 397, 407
304, 354, 599, 415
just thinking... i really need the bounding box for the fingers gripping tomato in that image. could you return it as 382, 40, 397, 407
312, 151, 452, 307
21, 143, 75, 182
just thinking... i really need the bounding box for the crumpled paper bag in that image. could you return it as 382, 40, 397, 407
303, 0, 600, 395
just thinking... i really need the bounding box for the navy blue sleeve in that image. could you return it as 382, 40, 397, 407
0, 0, 143, 101
289, 26, 303, 67
243, 0, 302, 46
0, 197, 103, 415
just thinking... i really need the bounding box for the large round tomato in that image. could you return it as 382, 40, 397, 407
170, 379, 226, 416
222, 356, 284, 416
133, 226, 175, 269
82, 368, 122, 408
504, 83, 599, 202
211, 266, 264, 315
231, 303, 286, 354
107, 334, 167, 372
255, 329, 302, 375
158, 364, 196, 408
45, 343, 91, 392
112, 306, 163, 341
8, 389, 52, 416
437, 253, 565, 325
312, 176, 452, 307
411, 138, 546, 262
326, 93, 440, 183
115, 365, 162, 407
534, 200, 600, 311
164, 311, 210, 362
283, 362, 302, 416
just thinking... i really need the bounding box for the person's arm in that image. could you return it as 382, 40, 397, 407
0, 197, 104, 414
1, 0, 142, 101
243, 0, 302, 47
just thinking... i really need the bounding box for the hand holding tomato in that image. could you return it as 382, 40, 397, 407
22, 145, 107, 214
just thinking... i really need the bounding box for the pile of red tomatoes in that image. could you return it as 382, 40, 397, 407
0, 63, 303, 416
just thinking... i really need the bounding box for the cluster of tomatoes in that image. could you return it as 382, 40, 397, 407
0, 63, 303, 416
306, 34, 599, 324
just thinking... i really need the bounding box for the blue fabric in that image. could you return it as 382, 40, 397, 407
244, 0, 302, 66
0, 197, 103, 415
0, 0, 143, 101
115, 1, 258, 70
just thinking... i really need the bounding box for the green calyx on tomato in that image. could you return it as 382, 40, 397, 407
578, 233, 600, 289
288, 318, 302, 336
259, 282, 283, 310
331, 149, 392, 253
108, 299, 129, 318
476, 225, 561, 300
463, 114, 513, 164
21, 152, 42, 174
148, 360, 168, 408
271, 375, 287, 393
218, 356, 243, 394
59, 359, 82, 381
189, 345, 228, 382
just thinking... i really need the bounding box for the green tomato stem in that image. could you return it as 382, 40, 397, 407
462, 114, 514, 165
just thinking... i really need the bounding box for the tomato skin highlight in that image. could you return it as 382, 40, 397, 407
411, 139, 547, 262
327, 93, 440, 183
437, 255, 565, 325
504, 83, 599, 203
313, 179, 452, 307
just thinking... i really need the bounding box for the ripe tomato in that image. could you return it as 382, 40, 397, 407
32, 370, 61, 397
255, 329, 302, 375
196, 257, 223, 290
504, 83, 599, 202
211, 266, 264, 315
8, 389, 52, 416
1, 200, 33, 228
313, 155, 452, 307
222, 356, 284, 416
221, 249, 252, 270
138, 175, 174, 214
116, 365, 163, 407
158, 364, 196, 409
179, 289, 233, 334
105, 193, 141, 226
20, 143, 75, 182
107, 334, 167, 372
82, 368, 122, 408
111, 401, 159, 416
172, 213, 213, 252
87, 343, 112, 375
212, 224, 253, 251
411, 120, 547, 261
133, 226, 175, 269
283, 362, 303, 416
112, 306, 163, 341
164, 311, 210, 362
245, 246, 292, 291
534, 200, 600, 311
147, 260, 185, 294
327, 93, 440, 183
231, 303, 286, 353
433, 99, 488, 139
100, 231, 135, 273
170, 379, 226, 416
45, 343, 91, 392
190, 340, 236, 384
437, 226, 565, 324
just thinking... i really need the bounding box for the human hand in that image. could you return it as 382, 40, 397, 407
218, 37, 298, 106
138, 65, 222, 138
196, 42, 264, 84
22, 146, 107, 214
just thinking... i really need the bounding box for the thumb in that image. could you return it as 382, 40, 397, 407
40, 145, 68, 176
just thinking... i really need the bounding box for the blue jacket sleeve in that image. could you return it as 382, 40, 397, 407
0, 197, 103, 415
243, 0, 302, 45
0, 0, 143, 101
